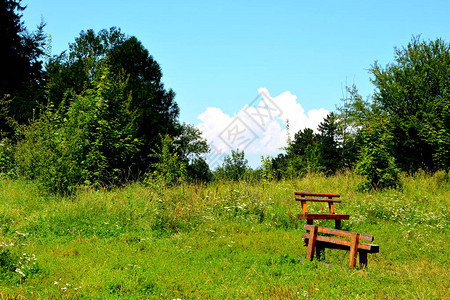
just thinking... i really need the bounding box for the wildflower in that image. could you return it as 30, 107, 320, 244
15, 268, 26, 277
15, 231, 29, 237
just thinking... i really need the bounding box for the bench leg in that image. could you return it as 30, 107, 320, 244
349, 233, 360, 268
306, 226, 318, 261
334, 219, 341, 229
304, 220, 314, 246
316, 246, 325, 261
359, 252, 368, 268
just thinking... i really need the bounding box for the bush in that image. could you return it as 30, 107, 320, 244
0, 138, 15, 177
187, 157, 213, 183
145, 134, 187, 189
215, 150, 249, 181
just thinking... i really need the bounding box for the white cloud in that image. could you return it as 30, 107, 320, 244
196, 88, 329, 164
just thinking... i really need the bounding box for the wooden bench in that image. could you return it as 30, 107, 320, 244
303, 224, 379, 268
295, 191, 349, 229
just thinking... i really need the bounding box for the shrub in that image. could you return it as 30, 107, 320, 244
187, 157, 213, 183
0, 138, 15, 177
145, 134, 187, 189
215, 150, 249, 181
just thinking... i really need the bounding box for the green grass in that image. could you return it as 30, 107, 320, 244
0, 172, 449, 299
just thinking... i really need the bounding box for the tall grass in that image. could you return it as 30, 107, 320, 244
0, 172, 448, 298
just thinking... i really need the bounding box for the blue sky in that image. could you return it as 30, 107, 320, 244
22, 0, 450, 168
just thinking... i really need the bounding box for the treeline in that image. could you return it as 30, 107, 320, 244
1, 1, 449, 194
271, 36, 449, 190
0, 1, 209, 193
214, 36, 449, 190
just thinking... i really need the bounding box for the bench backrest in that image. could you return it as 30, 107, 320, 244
295, 192, 340, 198
294, 191, 341, 214
304, 224, 374, 242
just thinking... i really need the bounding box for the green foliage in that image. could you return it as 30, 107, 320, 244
145, 134, 187, 189
273, 128, 319, 178
0, 246, 40, 284
173, 123, 209, 162
260, 155, 275, 182
45, 28, 180, 172
0, 0, 46, 131
335, 85, 369, 168
371, 36, 450, 172
215, 149, 249, 181
316, 113, 341, 174
187, 157, 213, 183
274, 117, 341, 177
0, 138, 15, 176
14, 65, 140, 194
423, 89, 450, 171
356, 116, 400, 191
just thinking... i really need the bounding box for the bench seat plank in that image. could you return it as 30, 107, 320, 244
298, 214, 349, 220
295, 191, 340, 198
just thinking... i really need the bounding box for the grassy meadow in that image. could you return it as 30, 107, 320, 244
0, 172, 448, 299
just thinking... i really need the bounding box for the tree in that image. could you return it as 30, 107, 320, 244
216, 149, 249, 181
277, 128, 320, 176
0, 0, 46, 134
45, 28, 180, 171
370, 36, 450, 172
316, 113, 341, 174
335, 85, 369, 168
289, 128, 316, 157
173, 123, 209, 162
187, 157, 213, 183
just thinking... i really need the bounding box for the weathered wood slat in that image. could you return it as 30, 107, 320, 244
304, 224, 374, 241
349, 233, 360, 267
301, 233, 375, 251
294, 191, 340, 198
301, 237, 380, 253
295, 197, 342, 203
306, 225, 318, 260
298, 214, 349, 220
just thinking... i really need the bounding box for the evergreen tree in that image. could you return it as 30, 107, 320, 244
316, 113, 341, 174
0, 0, 46, 134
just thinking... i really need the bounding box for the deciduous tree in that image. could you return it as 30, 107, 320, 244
370, 36, 450, 171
